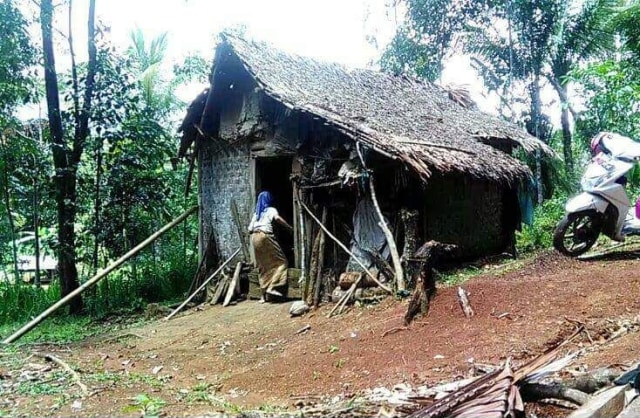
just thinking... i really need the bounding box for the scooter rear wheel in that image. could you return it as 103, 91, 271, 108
553, 211, 602, 257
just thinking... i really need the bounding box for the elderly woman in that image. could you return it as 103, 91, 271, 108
248, 191, 293, 302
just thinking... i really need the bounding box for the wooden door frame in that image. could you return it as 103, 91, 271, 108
250, 154, 300, 268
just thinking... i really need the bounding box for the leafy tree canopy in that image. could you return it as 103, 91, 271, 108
0, 0, 37, 114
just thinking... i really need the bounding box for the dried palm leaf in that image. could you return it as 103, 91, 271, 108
444, 84, 476, 110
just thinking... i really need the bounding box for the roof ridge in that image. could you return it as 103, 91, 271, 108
190, 33, 553, 183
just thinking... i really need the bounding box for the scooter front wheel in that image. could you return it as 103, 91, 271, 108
553, 211, 602, 257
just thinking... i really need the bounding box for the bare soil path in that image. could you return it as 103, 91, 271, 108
4, 250, 640, 417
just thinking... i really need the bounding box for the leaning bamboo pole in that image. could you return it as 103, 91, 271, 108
3, 206, 198, 344
298, 200, 392, 294
356, 143, 405, 290
166, 248, 240, 320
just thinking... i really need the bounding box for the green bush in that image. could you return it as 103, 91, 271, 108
0, 316, 105, 344
516, 195, 567, 253
0, 281, 61, 325
83, 248, 196, 318
0, 241, 196, 325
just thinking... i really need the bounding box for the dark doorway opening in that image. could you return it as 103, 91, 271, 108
254, 156, 295, 265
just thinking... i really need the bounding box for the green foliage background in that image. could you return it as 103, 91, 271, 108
1, 0, 640, 330
0, 2, 210, 327
383, 0, 640, 253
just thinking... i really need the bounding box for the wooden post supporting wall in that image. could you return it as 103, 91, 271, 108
312, 207, 328, 307
292, 158, 301, 269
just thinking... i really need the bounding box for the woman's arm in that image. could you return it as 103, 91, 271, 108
275, 215, 293, 233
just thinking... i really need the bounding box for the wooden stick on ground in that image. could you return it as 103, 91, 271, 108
577, 240, 640, 261
34, 352, 88, 397
337, 281, 359, 315
381, 326, 408, 338
356, 143, 405, 291
329, 276, 362, 318
165, 248, 240, 320
223, 262, 243, 307
211, 275, 228, 305
298, 199, 392, 294
97, 332, 144, 345
457, 287, 475, 318
4, 206, 198, 344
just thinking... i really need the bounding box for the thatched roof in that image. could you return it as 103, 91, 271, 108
180, 34, 552, 184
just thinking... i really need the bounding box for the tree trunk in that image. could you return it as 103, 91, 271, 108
33, 176, 41, 287
91, 143, 102, 275
2, 160, 19, 284
57, 170, 82, 312
400, 208, 419, 287
67, 0, 81, 130
548, 75, 578, 178
40, 0, 97, 313
41, 0, 81, 312
560, 106, 573, 176
36, 115, 45, 287
313, 207, 328, 307
306, 229, 321, 304
529, 74, 544, 204
75, 0, 97, 160
556, 82, 574, 177
183, 196, 188, 263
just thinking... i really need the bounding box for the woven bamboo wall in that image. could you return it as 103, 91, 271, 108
199, 140, 253, 259
423, 175, 509, 257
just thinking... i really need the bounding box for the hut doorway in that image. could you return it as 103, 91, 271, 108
254, 156, 295, 265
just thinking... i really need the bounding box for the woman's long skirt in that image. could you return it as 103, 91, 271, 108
251, 231, 288, 292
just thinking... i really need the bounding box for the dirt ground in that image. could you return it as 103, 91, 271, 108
4, 250, 640, 417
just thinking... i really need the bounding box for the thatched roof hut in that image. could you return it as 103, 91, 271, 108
179, 34, 549, 302
180, 34, 550, 185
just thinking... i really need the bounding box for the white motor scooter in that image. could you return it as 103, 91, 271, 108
554, 132, 640, 257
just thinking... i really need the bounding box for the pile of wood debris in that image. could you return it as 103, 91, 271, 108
284, 326, 640, 418
288, 362, 638, 418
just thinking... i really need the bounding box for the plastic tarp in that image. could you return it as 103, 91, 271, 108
346, 197, 390, 272
518, 179, 535, 226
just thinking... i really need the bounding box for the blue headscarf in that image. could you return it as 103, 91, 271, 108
255, 191, 273, 220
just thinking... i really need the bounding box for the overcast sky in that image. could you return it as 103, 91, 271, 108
70, 0, 394, 66
20, 0, 513, 118
94, 1, 498, 107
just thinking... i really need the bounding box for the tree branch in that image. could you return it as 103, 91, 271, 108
40, 0, 66, 168
73, 0, 97, 164
546, 74, 580, 121
34, 352, 89, 397
520, 383, 589, 406
469, 57, 516, 116
67, 0, 80, 131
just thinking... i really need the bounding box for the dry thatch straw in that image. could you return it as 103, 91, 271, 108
180, 33, 554, 185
